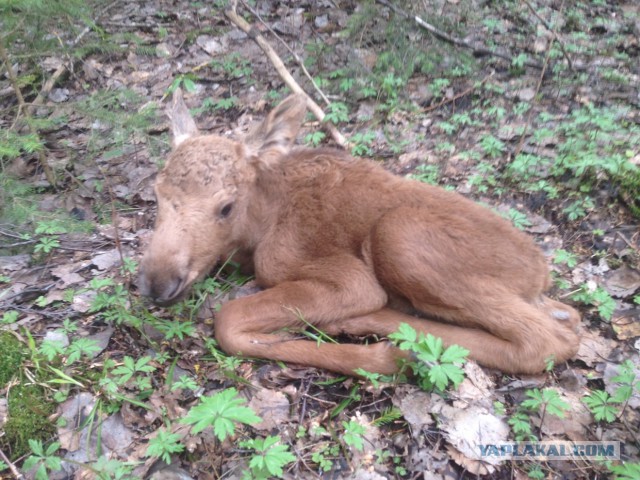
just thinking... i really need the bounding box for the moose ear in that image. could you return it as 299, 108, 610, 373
167, 88, 199, 148
244, 94, 307, 165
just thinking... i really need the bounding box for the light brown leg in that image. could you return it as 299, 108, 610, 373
214, 255, 401, 375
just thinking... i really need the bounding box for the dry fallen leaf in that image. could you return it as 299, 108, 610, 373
248, 387, 290, 431
604, 266, 640, 298
452, 361, 495, 409
540, 390, 592, 440
611, 308, 640, 340
431, 396, 509, 475
576, 329, 616, 367
392, 385, 434, 434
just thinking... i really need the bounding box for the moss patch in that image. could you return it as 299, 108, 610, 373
0, 331, 26, 386
0, 331, 56, 460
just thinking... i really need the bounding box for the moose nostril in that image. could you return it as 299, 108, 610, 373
153, 276, 185, 305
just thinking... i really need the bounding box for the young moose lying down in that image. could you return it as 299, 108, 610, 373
138, 91, 581, 376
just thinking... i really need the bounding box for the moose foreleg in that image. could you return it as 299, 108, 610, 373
214, 256, 404, 375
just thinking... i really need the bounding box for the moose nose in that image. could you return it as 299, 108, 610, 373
138, 268, 186, 306
151, 275, 185, 305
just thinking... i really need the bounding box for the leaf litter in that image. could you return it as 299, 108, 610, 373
0, 0, 639, 478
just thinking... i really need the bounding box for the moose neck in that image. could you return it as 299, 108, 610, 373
238, 160, 287, 253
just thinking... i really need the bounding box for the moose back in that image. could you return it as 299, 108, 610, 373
138, 92, 581, 376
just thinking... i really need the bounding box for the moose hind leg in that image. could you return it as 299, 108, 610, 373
366, 208, 580, 373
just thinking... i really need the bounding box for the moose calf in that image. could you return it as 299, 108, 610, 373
138, 91, 581, 376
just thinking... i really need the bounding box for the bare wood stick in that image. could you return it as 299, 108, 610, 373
522, 0, 573, 71
375, 0, 544, 70
224, 4, 348, 148
513, 8, 558, 159
0, 444, 25, 480
423, 71, 494, 113
240, 0, 331, 106
26, 0, 121, 113
0, 38, 57, 187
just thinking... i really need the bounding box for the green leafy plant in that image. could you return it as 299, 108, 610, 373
22, 440, 62, 480
608, 461, 640, 480
324, 102, 349, 124
553, 249, 578, 268
342, 420, 366, 451
389, 323, 468, 391
240, 435, 296, 479
503, 208, 532, 231
521, 388, 570, 419
38, 339, 65, 362
181, 388, 261, 440
429, 78, 450, 98
34, 236, 60, 255
304, 131, 326, 147
311, 442, 339, 472
410, 164, 440, 185
582, 390, 618, 422
480, 134, 506, 159
171, 375, 199, 392
1, 310, 19, 324
508, 412, 536, 442
88, 455, 139, 480
155, 318, 196, 340
145, 428, 185, 464
65, 338, 101, 365
527, 464, 545, 480
167, 74, 197, 94
571, 284, 616, 321
350, 131, 376, 157
111, 356, 156, 384
583, 360, 639, 422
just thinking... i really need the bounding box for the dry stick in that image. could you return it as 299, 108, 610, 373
423, 71, 494, 113
522, 0, 573, 71
240, 0, 331, 106
26, 0, 121, 114
0, 445, 25, 480
513, 1, 562, 159
375, 0, 544, 70
224, 6, 348, 148
0, 39, 57, 187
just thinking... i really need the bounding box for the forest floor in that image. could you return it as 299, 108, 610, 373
0, 1, 639, 479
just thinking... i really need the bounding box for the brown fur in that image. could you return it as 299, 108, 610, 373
138, 93, 581, 376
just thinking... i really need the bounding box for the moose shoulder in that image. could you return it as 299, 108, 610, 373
139, 92, 581, 376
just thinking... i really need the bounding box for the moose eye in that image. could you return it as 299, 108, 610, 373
219, 202, 233, 218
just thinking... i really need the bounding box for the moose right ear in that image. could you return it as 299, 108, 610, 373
166, 88, 199, 148
244, 93, 307, 166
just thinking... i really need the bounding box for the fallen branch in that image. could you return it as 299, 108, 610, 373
0, 444, 24, 480
0, 38, 57, 187
423, 71, 494, 113
239, 0, 331, 107
26, 0, 121, 114
513, 13, 557, 159
224, 2, 347, 148
522, 0, 573, 71
375, 0, 544, 70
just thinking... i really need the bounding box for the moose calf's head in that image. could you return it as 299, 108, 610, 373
138, 90, 307, 305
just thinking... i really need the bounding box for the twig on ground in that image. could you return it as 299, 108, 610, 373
375, 0, 544, 70
423, 71, 494, 113
0, 39, 57, 187
240, 0, 331, 106
224, 2, 348, 148
513, 1, 564, 159
26, 0, 121, 114
0, 446, 24, 480
522, 0, 573, 71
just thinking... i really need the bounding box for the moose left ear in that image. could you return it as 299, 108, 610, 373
167, 88, 199, 148
244, 94, 307, 166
